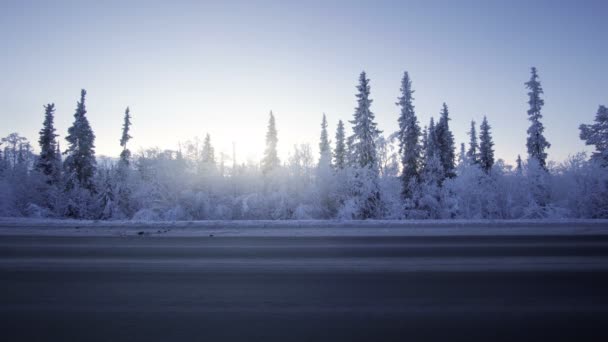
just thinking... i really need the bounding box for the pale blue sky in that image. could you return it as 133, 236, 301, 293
1, 0, 606, 164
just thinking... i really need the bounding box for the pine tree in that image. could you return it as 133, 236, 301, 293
396, 71, 421, 199
579, 105, 608, 166
202, 133, 216, 166
479, 116, 495, 173
35, 103, 60, 184
467, 120, 479, 164
119, 107, 132, 167
64, 89, 97, 191
262, 111, 280, 174
333, 120, 346, 169
319, 113, 331, 167
525, 67, 551, 170
349, 71, 382, 170
435, 103, 455, 177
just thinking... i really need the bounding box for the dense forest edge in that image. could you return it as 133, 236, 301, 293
1, 67, 607, 221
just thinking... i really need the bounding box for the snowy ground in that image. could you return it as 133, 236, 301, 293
1, 217, 608, 237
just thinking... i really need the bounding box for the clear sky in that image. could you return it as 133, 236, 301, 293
1, 0, 606, 165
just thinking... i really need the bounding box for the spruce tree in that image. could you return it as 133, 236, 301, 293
349, 71, 381, 170
419, 118, 444, 218
435, 103, 455, 177
262, 111, 280, 174
64, 89, 97, 191
467, 120, 479, 164
318, 113, 331, 166
115, 107, 133, 218
36, 103, 60, 184
525, 67, 551, 170
119, 107, 132, 167
348, 71, 382, 218
333, 120, 346, 169
425, 118, 439, 162
479, 116, 495, 173
396, 71, 421, 199
579, 105, 608, 166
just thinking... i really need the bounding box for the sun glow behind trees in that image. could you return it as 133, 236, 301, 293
1, 68, 607, 220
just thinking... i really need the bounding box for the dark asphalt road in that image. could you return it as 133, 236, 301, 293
1, 234, 608, 341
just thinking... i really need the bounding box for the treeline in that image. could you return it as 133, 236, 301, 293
1, 68, 607, 220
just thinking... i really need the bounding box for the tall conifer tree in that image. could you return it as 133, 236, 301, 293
333, 120, 346, 169
36, 103, 60, 183
318, 113, 331, 166
262, 111, 280, 174
525, 67, 551, 170
396, 71, 421, 198
64, 89, 96, 191
435, 103, 455, 177
119, 107, 132, 167
479, 116, 495, 173
349, 71, 381, 170
467, 120, 479, 164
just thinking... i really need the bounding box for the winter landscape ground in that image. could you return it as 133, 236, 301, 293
2, 219, 608, 341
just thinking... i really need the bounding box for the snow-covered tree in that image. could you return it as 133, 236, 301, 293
396, 71, 421, 199
375, 134, 398, 178
119, 107, 132, 168
467, 120, 479, 165
347, 71, 382, 218
35, 103, 60, 184
579, 105, 608, 166
525, 67, 551, 170
479, 116, 495, 173
417, 118, 445, 218
2, 133, 29, 170
114, 108, 134, 218
64, 89, 97, 192
435, 103, 455, 178
349, 71, 382, 170
333, 119, 346, 169
98, 169, 118, 219
318, 113, 331, 167
262, 111, 280, 174
423, 118, 440, 169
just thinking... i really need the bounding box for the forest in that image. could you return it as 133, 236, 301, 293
1, 67, 607, 220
